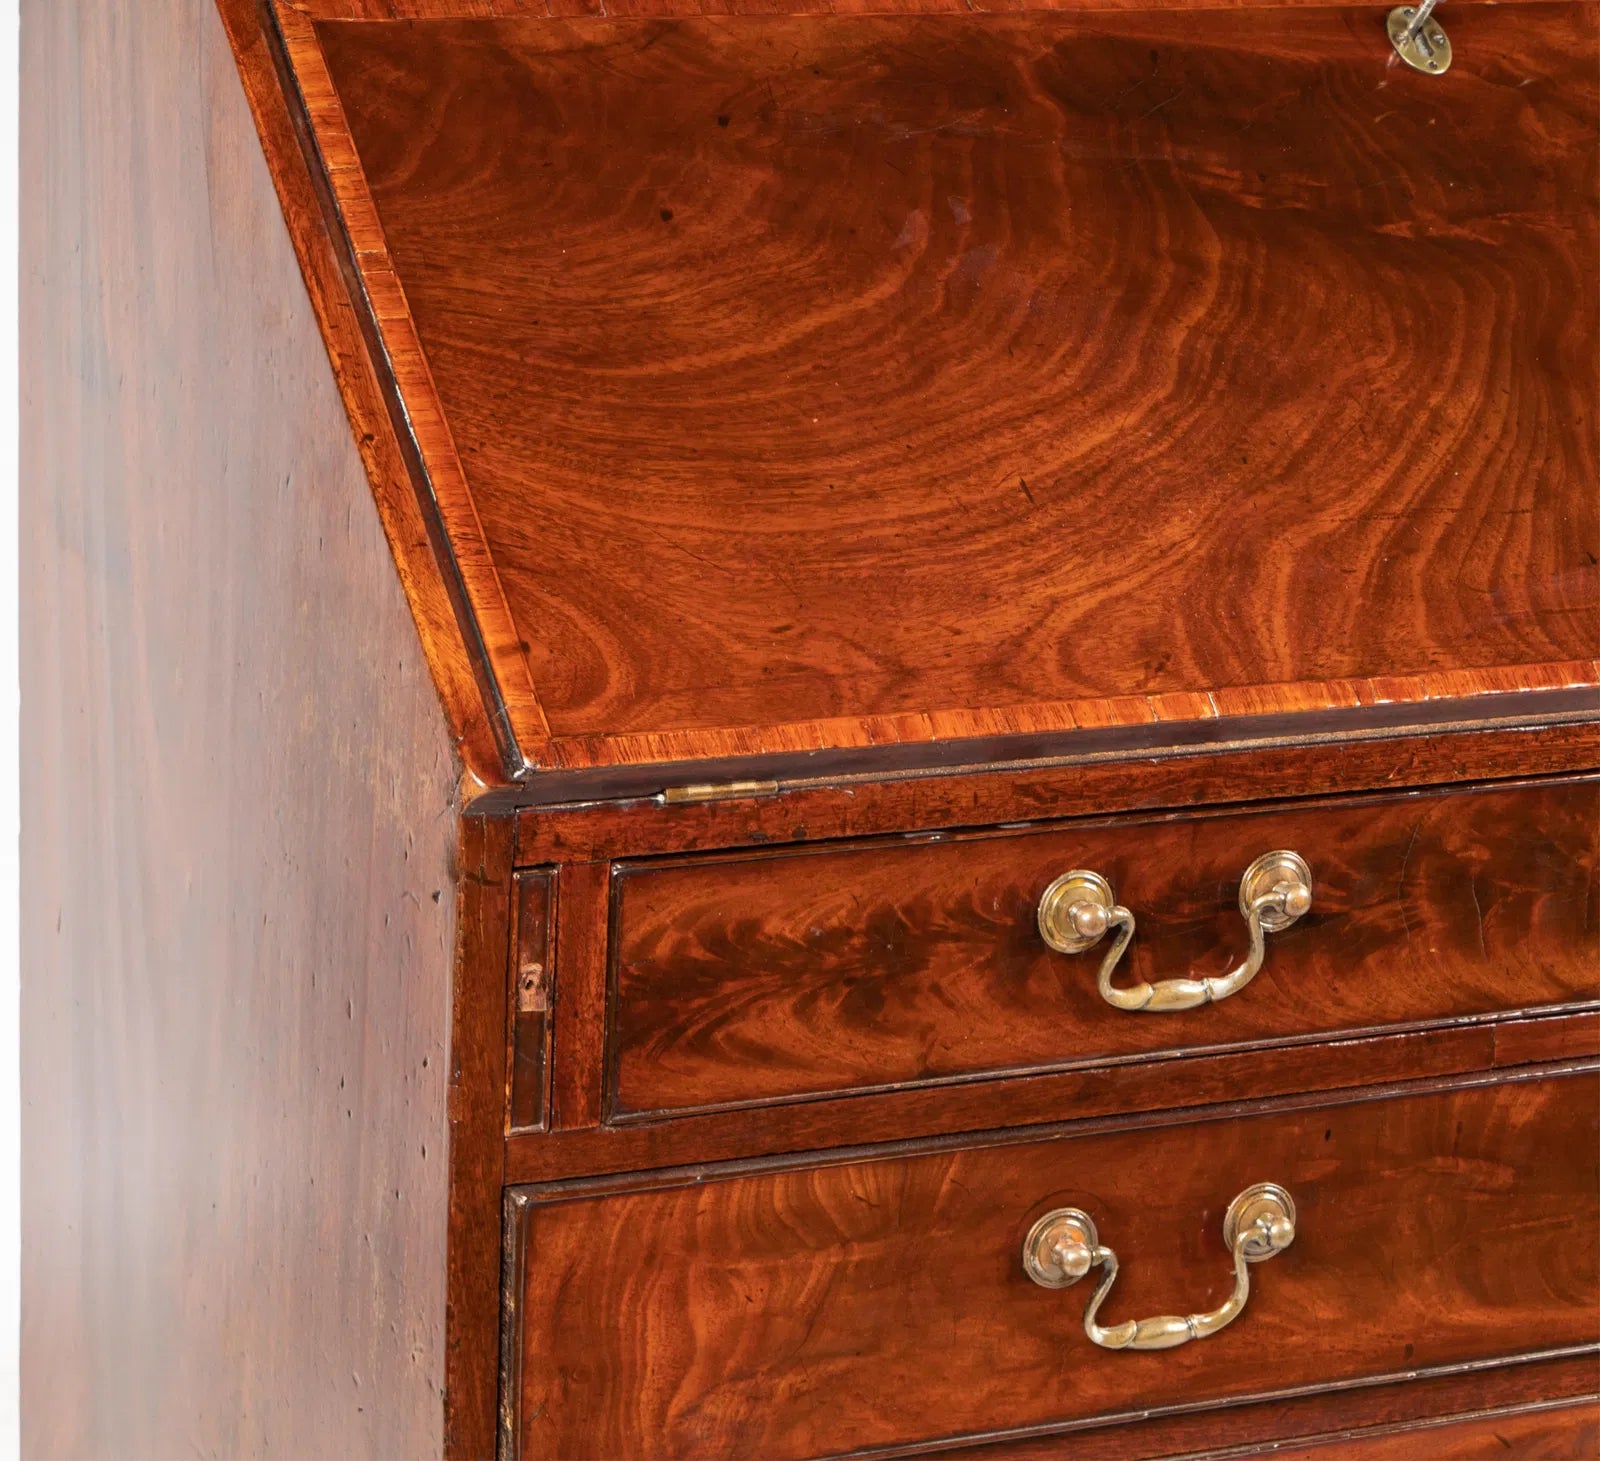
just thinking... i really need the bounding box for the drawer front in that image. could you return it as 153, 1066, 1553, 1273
1263, 1402, 1600, 1461
609, 778, 1599, 1117
506, 1070, 1600, 1460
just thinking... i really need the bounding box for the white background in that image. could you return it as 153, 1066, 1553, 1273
4, 1, 23, 1457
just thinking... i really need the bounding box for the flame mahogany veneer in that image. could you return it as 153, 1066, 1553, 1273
607, 778, 1600, 1117
308, 1, 1600, 781
22, 0, 1599, 1458
509, 1070, 1600, 1459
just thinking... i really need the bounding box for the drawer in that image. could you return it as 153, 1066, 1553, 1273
1262, 1402, 1600, 1461
608, 778, 1599, 1118
505, 1068, 1600, 1460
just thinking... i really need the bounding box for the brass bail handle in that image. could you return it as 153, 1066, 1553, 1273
1036, 851, 1312, 1013
1022, 1183, 1297, 1351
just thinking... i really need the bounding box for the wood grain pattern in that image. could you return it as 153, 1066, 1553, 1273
1258, 1399, 1600, 1459
47, 3, 1596, 1455
607, 778, 1600, 1116
444, 815, 516, 1461
218, 0, 511, 786
276, 3, 551, 776
531, 665, 1600, 779
289, 0, 1564, 17
483, 687, 1600, 812
296, 5, 1599, 774
934, 1363, 1600, 1460
512, 716, 1600, 861
509, 867, 556, 1132
506, 1011, 1600, 1184
506, 1067, 1600, 1459
21, 1, 461, 1454
549, 861, 612, 1129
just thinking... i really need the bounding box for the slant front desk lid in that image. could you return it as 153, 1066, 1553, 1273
252, 0, 1597, 793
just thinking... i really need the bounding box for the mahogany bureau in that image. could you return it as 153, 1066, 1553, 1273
21, 0, 1600, 1457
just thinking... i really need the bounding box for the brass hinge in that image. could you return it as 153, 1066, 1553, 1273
660, 779, 781, 805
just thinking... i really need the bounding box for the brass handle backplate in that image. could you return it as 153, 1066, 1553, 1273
1037, 851, 1312, 1012
1022, 1183, 1296, 1351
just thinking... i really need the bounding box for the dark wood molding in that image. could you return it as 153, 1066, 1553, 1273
510, 717, 1600, 861
508, 869, 557, 1134
215, 0, 514, 785
933, 1363, 1600, 1460
444, 815, 516, 1461
505, 1024, 1600, 1184
290, 0, 1572, 17
549, 861, 613, 1131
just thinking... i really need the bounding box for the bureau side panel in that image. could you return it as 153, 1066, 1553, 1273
21, 3, 460, 1457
